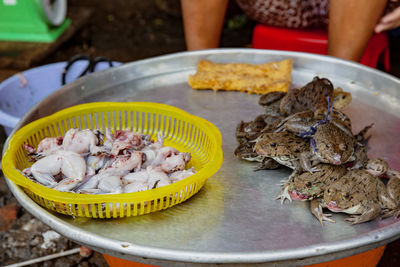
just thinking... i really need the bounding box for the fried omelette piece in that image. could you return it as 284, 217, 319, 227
188, 58, 292, 94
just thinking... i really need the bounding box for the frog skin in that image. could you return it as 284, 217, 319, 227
281, 108, 353, 137
236, 114, 284, 143
279, 77, 334, 116
332, 87, 352, 110
254, 131, 310, 171
259, 77, 351, 117
234, 141, 263, 162
254, 131, 324, 183
306, 123, 356, 166
383, 169, 400, 218
234, 141, 281, 170
287, 164, 347, 201
234, 142, 281, 170
259, 91, 286, 107
235, 113, 285, 170
349, 143, 369, 169
270, 121, 355, 173
258, 91, 286, 116
287, 164, 347, 225
278, 109, 374, 170
256, 157, 282, 170
346, 124, 374, 169
275, 164, 347, 224
236, 118, 266, 143
322, 159, 400, 225
366, 158, 400, 219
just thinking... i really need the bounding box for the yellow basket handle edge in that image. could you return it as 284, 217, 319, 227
1, 157, 29, 188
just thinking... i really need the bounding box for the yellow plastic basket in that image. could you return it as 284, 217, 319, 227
2, 102, 223, 218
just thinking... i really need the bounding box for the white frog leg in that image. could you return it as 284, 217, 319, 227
169, 168, 196, 183
30, 154, 63, 186
122, 171, 149, 184
100, 128, 114, 152
110, 140, 132, 156
36, 137, 63, 156
147, 166, 171, 188
111, 151, 143, 172
161, 153, 186, 173
53, 151, 86, 191
60, 151, 86, 179
124, 182, 149, 193
86, 154, 107, 175
63, 129, 100, 155
156, 132, 165, 146
98, 175, 123, 194
152, 146, 179, 167
141, 146, 157, 167
77, 174, 101, 192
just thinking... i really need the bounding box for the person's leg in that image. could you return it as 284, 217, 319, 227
328, 0, 387, 62
180, 0, 229, 50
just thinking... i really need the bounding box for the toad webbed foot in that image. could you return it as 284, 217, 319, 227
381, 208, 400, 219
344, 204, 380, 225
300, 152, 321, 174
275, 185, 292, 204
310, 199, 335, 226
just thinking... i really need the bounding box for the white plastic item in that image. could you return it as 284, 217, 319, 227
0, 61, 120, 135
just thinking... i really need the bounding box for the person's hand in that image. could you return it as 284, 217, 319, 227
375, 6, 400, 33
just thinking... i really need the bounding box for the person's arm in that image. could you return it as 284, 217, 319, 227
180, 0, 229, 50
328, 0, 387, 62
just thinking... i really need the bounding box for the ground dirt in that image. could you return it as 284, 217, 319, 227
0, 0, 399, 266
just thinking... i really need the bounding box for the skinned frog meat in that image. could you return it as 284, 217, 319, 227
321, 159, 400, 225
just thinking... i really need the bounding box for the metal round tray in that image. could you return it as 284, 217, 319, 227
3, 49, 400, 266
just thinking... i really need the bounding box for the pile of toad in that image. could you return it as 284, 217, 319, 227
235, 77, 400, 225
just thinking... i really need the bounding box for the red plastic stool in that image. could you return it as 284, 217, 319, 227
252, 24, 391, 71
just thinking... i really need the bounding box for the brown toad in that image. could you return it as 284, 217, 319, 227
277, 108, 372, 170
259, 77, 351, 117
254, 131, 320, 179
276, 164, 347, 224
321, 159, 400, 225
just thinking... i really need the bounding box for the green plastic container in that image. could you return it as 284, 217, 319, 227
0, 0, 70, 42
